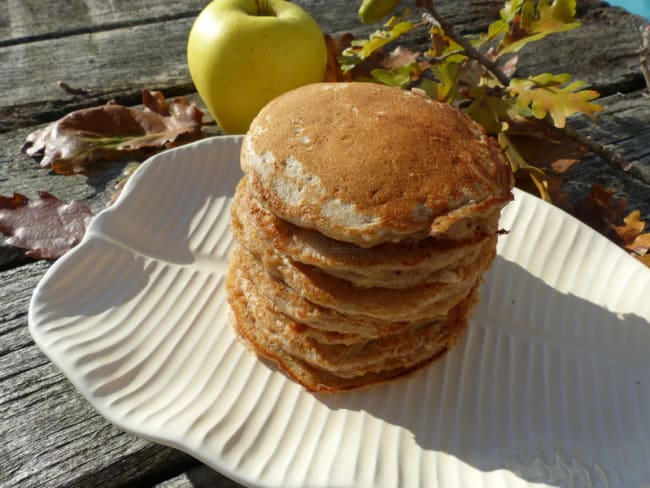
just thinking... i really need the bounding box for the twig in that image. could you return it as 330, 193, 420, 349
417, 0, 510, 85
562, 124, 650, 184
428, 49, 467, 64
417, 0, 650, 186
57, 80, 93, 96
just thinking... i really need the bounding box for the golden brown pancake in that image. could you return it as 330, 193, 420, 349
231, 179, 496, 288
241, 82, 513, 247
234, 269, 478, 376
229, 244, 422, 340
227, 267, 476, 392
237, 235, 495, 321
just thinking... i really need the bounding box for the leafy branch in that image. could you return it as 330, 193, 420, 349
418, 0, 650, 186
342, 0, 649, 194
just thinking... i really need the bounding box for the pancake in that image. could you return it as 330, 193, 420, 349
231, 308, 447, 393
227, 268, 475, 392
241, 82, 513, 247
229, 244, 419, 340
233, 268, 478, 376
231, 179, 496, 288
237, 236, 495, 321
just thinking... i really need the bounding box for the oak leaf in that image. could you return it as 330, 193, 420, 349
503, 122, 586, 174
329, 32, 423, 83
487, 0, 581, 57
498, 131, 551, 200
613, 210, 646, 246
0, 192, 93, 259
574, 184, 627, 240
612, 211, 650, 263
371, 62, 423, 88
339, 19, 415, 71
628, 233, 650, 257
426, 25, 466, 64
508, 73, 602, 128
465, 86, 522, 134
420, 63, 463, 103
21, 90, 206, 175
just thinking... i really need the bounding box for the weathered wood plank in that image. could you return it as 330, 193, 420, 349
0, 17, 197, 132
1, 0, 206, 45
0, 261, 238, 488
563, 90, 650, 213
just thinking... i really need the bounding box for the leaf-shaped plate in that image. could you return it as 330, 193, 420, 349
29, 136, 650, 488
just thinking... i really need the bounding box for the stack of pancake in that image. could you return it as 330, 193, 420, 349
226, 82, 514, 392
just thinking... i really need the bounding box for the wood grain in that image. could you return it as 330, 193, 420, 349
0, 17, 196, 132
0, 0, 205, 45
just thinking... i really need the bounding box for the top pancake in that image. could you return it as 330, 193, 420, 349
241, 82, 514, 247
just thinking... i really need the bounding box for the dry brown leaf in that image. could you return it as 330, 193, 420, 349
0, 192, 93, 259
613, 210, 646, 246
21, 90, 206, 175
574, 184, 627, 239
325, 33, 355, 82
544, 174, 571, 210
505, 124, 586, 174
638, 253, 650, 267
380, 46, 421, 70
627, 232, 650, 256
570, 188, 650, 267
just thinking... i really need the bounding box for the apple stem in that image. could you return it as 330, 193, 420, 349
254, 0, 273, 16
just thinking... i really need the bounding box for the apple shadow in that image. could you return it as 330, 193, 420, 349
316, 255, 650, 488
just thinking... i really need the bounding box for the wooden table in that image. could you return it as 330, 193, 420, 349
1, 1, 649, 486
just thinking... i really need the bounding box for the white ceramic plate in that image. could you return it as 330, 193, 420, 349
30, 136, 650, 488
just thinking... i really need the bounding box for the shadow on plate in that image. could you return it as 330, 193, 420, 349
316, 256, 650, 487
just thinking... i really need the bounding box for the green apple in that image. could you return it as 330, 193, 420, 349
187, 0, 327, 134
358, 0, 401, 24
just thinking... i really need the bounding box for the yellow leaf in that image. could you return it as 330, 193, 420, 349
426, 26, 466, 63
500, 0, 527, 24
627, 231, 650, 255
614, 210, 646, 246
465, 86, 521, 134
420, 62, 463, 102
498, 131, 551, 201
509, 73, 602, 128
537, 0, 578, 28
494, 0, 581, 56
340, 20, 415, 71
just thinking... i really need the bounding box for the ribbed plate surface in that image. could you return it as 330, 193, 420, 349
29, 136, 650, 488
